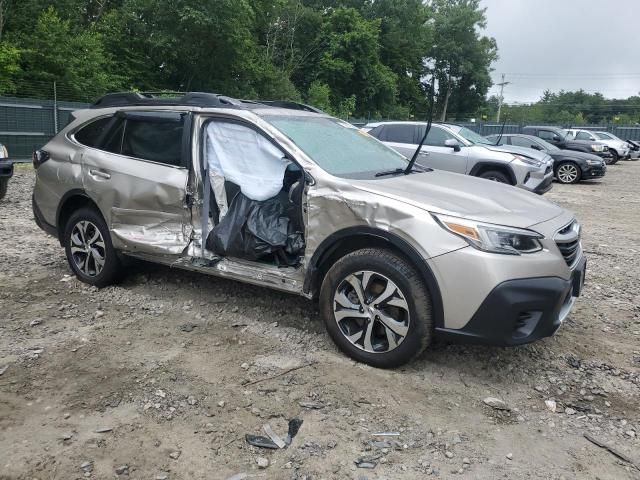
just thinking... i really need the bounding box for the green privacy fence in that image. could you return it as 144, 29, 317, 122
3, 95, 640, 159
0, 96, 89, 160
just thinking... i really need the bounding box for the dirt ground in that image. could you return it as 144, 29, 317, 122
1, 162, 639, 480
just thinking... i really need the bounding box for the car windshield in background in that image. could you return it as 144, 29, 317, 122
455, 126, 493, 145
532, 137, 561, 152
265, 116, 410, 179
595, 132, 612, 140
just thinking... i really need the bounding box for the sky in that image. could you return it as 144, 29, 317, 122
480, 0, 640, 104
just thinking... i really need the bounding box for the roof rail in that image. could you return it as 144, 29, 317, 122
91, 92, 244, 109
255, 100, 325, 114
90, 92, 327, 114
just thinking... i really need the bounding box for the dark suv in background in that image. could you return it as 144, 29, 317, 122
522, 126, 613, 164
487, 134, 607, 184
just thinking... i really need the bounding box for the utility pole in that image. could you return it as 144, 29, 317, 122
496, 74, 510, 122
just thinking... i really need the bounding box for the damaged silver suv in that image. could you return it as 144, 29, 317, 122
32, 92, 586, 368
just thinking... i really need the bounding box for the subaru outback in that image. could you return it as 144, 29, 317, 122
32, 92, 586, 368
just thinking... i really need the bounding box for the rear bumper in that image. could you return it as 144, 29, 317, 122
32, 194, 58, 238
436, 256, 586, 346
0, 159, 13, 178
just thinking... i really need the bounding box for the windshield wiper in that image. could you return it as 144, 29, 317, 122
494, 118, 507, 145
375, 166, 428, 177
404, 80, 436, 175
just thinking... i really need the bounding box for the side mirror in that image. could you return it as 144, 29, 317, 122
444, 138, 461, 152
530, 144, 542, 151
304, 171, 315, 186
552, 136, 561, 142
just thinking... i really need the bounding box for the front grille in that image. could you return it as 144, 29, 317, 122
555, 221, 581, 267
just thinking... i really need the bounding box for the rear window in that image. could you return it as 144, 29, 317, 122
73, 116, 112, 147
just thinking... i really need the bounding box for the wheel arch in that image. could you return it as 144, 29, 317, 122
55, 189, 104, 246
468, 162, 517, 185
305, 227, 444, 328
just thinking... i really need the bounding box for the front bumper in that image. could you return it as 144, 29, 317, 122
0, 159, 13, 178
436, 255, 586, 346
532, 173, 554, 194
581, 163, 607, 178
596, 151, 612, 161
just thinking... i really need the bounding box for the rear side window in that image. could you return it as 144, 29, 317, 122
380, 124, 416, 144
73, 116, 113, 147
121, 116, 184, 166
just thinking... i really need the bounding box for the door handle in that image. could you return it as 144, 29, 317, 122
418, 151, 430, 156
89, 169, 111, 180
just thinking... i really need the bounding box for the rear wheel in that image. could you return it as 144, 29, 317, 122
319, 248, 433, 368
63, 207, 121, 287
0, 178, 7, 200
555, 162, 581, 184
478, 170, 510, 184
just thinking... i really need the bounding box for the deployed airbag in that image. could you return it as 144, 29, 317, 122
206, 122, 290, 202
206, 192, 304, 265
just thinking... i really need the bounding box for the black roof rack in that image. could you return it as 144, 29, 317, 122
254, 100, 325, 114
90, 92, 327, 114
91, 92, 244, 109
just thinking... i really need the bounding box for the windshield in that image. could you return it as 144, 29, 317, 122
531, 137, 560, 152
595, 132, 613, 140
454, 126, 493, 145
264, 116, 410, 179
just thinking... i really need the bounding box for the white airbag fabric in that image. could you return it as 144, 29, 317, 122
206, 122, 289, 202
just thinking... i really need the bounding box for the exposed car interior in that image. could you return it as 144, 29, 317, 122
199, 119, 305, 266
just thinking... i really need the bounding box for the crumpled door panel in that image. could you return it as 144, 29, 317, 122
111, 207, 189, 255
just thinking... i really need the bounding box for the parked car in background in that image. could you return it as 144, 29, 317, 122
564, 129, 629, 163
31, 92, 585, 368
364, 121, 554, 194
487, 134, 607, 184
626, 140, 640, 160
0, 142, 13, 200
522, 126, 614, 164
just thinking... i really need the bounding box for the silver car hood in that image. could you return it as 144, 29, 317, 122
351, 170, 564, 229
482, 144, 552, 163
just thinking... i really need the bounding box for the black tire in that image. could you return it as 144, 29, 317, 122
0, 178, 7, 200
478, 170, 510, 184
608, 150, 619, 164
555, 161, 581, 184
63, 207, 121, 287
319, 248, 433, 368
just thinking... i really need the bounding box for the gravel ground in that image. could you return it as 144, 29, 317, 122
0, 163, 639, 480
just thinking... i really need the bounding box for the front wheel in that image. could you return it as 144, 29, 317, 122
478, 170, 510, 184
607, 150, 618, 165
555, 162, 581, 184
63, 207, 121, 287
319, 248, 433, 368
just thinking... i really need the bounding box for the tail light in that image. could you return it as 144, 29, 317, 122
32, 149, 50, 169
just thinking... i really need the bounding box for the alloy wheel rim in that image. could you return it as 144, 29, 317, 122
333, 270, 410, 354
70, 221, 106, 277
557, 164, 578, 183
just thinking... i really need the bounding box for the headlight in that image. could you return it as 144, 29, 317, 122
433, 214, 544, 255
512, 154, 542, 168
586, 159, 601, 165
591, 145, 604, 152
